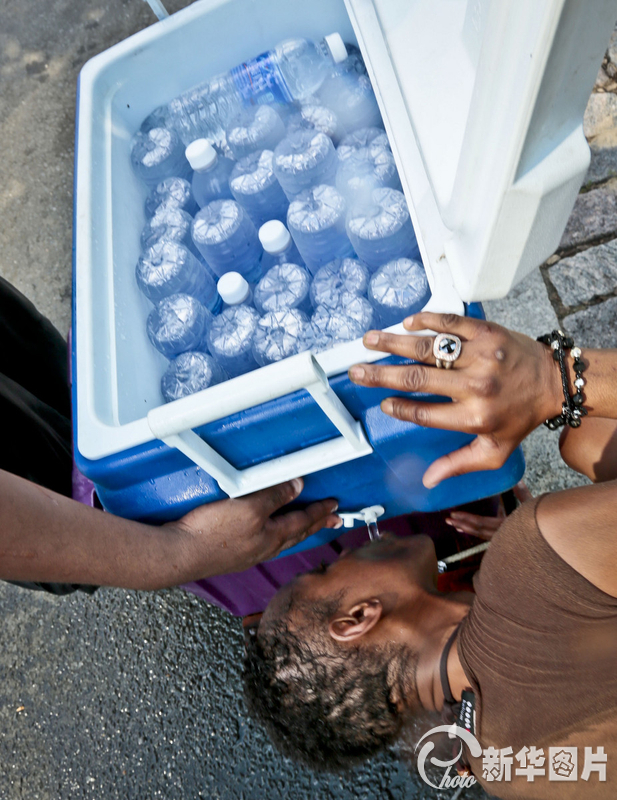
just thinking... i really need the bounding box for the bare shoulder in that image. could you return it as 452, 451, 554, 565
536, 481, 617, 598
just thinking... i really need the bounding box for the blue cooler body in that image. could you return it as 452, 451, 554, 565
72, 302, 525, 555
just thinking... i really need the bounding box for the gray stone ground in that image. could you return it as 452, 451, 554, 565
0, 2, 616, 798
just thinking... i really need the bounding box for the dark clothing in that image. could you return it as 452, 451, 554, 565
0, 277, 95, 595
0, 277, 72, 497
459, 496, 617, 797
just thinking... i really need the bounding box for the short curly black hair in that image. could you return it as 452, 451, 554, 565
243, 590, 418, 771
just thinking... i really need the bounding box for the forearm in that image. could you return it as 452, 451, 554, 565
555, 350, 617, 479
0, 469, 196, 590
559, 418, 617, 482
567, 348, 617, 420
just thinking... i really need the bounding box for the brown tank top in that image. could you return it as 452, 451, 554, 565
458, 495, 617, 798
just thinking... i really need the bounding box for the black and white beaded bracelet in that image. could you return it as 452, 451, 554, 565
537, 329, 588, 430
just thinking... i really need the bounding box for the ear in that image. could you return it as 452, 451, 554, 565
328, 599, 383, 643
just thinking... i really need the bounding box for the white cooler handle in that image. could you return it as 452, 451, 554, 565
146, 351, 373, 498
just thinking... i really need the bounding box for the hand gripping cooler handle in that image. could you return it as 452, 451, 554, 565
146, 351, 373, 498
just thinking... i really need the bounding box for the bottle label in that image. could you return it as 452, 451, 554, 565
230, 52, 293, 106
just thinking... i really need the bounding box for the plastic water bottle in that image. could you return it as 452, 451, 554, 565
254, 262, 312, 315
336, 146, 401, 202
229, 150, 288, 228
368, 258, 431, 327
258, 220, 305, 272
319, 51, 382, 134
309, 304, 366, 352
273, 130, 338, 201
161, 352, 227, 403
287, 184, 354, 274
140, 105, 170, 133
287, 103, 342, 144
191, 199, 263, 282
185, 139, 235, 208
141, 206, 200, 258
346, 188, 419, 270
147, 294, 213, 358
310, 258, 370, 309
253, 309, 311, 366
131, 127, 192, 187
371, 132, 391, 151
136, 241, 222, 312
338, 294, 374, 332
145, 177, 198, 218
207, 305, 260, 377
337, 127, 386, 162
165, 34, 348, 146
217, 272, 253, 308
226, 106, 286, 159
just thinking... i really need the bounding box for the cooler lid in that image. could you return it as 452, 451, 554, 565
344, 0, 617, 301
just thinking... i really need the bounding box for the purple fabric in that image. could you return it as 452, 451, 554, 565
72, 461, 97, 507
69, 331, 98, 508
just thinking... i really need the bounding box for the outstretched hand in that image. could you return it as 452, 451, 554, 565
349, 312, 563, 488
445, 482, 533, 540
168, 479, 341, 578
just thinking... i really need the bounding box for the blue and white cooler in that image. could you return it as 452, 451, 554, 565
72, 0, 615, 613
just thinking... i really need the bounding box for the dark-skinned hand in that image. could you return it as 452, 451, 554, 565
348, 312, 562, 488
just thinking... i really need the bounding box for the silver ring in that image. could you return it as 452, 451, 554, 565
433, 333, 462, 369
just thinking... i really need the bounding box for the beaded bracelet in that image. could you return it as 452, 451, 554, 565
536, 330, 587, 430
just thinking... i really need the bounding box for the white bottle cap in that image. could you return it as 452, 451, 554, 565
259, 220, 291, 254
324, 33, 348, 65
217, 272, 250, 305
185, 139, 217, 171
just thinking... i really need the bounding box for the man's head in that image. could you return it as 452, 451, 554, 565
243, 534, 440, 770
